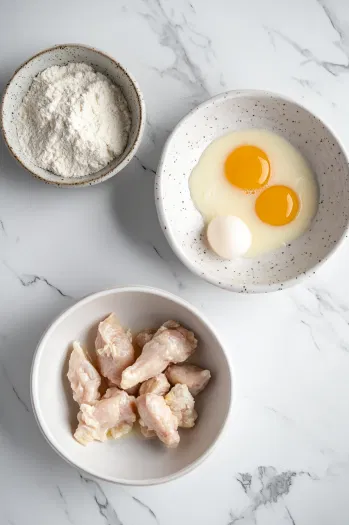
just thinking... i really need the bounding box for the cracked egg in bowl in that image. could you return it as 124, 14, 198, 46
156, 90, 349, 292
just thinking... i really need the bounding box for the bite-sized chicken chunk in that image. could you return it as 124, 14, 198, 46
121, 321, 197, 390
67, 341, 101, 405
96, 314, 135, 387
139, 373, 171, 396
137, 373, 170, 437
74, 387, 136, 445
136, 393, 180, 448
165, 364, 211, 396
165, 384, 197, 428
134, 329, 155, 349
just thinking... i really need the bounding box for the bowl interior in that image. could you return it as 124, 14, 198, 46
2, 45, 143, 186
156, 91, 349, 292
31, 288, 232, 484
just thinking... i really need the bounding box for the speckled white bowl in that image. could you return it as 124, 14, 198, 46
31, 286, 233, 485
1, 44, 145, 187
156, 90, 349, 292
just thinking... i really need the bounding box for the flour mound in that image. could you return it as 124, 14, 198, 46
17, 62, 131, 178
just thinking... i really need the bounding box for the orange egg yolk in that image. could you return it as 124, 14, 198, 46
255, 185, 300, 226
225, 145, 271, 191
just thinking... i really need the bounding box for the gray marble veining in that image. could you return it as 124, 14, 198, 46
1, 0, 349, 524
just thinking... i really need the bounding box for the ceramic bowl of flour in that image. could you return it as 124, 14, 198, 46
156, 90, 349, 292
1, 44, 146, 187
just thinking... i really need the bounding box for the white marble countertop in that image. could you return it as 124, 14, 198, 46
1, 0, 349, 523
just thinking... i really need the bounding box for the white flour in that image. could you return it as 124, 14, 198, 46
17, 62, 131, 178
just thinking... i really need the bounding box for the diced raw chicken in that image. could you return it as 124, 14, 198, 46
67, 341, 101, 405
74, 387, 136, 445
165, 384, 197, 428
136, 393, 180, 448
165, 364, 211, 396
121, 321, 197, 390
137, 373, 171, 437
134, 329, 155, 349
139, 373, 170, 396
96, 313, 135, 387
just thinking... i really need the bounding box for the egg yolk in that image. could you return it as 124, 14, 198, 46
225, 145, 270, 191
255, 185, 300, 226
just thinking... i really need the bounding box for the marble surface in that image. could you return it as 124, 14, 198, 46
1, 0, 349, 523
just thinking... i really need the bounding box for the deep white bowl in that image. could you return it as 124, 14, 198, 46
156, 90, 349, 292
31, 287, 233, 485
1, 44, 145, 187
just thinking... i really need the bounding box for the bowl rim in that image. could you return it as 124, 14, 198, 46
155, 89, 349, 293
30, 285, 235, 486
0, 43, 146, 188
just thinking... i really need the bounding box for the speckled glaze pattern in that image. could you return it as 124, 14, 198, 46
1, 44, 146, 187
156, 90, 349, 293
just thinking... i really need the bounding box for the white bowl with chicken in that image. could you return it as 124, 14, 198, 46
31, 286, 233, 485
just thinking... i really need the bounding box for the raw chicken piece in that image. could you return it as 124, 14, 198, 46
165, 384, 197, 428
137, 373, 169, 439
165, 364, 211, 396
74, 387, 136, 445
96, 313, 135, 387
136, 393, 180, 448
67, 341, 101, 405
121, 321, 197, 390
135, 329, 155, 349
139, 373, 170, 396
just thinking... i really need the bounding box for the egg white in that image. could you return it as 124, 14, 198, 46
189, 129, 319, 258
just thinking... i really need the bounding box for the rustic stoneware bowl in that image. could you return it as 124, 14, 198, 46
156, 90, 349, 292
31, 287, 233, 485
1, 44, 145, 187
